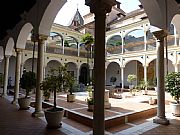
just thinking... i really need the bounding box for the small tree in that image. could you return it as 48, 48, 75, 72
64, 72, 75, 95
40, 65, 70, 109
127, 74, 137, 85
165, 72, 180, 104
20, 71, 36, 98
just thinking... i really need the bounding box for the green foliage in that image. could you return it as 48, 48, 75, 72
40, 65, 75, 108
137, 80, 149, 90
64, 40, 69, 47
20, 71, 36, 97
110, 76, 117, 85
81, 33, 94, 50
86, 97, 94, 105
0, 73, 3, 87
127, 74, 137, 85
165, 72, 180, 104
64, 72, 75, 94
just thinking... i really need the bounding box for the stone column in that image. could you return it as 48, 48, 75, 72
2, 55, 10, 97
78, 43, 80, 57
144, 30, 147, 51
12, 49, 22, 104
174, 64, 179, 72
144, 65, 147, 82
76, 65, 80, 84
121, 35, 124, 54
121, 67, 124, 90
86, 0, 116, 134
62, 39, 65, 54
20, 63, 24, 78
32, 34, 47, 117
153, 30, 169, 125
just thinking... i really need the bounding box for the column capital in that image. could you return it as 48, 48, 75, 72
39, 34, 48, 41
85, 0, 116, 14
153, 30, 168, 41
5, 55, 11, 58
15, 48, 22, 53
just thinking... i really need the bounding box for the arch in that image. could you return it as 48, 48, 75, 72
140, 0, 178, 30
106, 35, 122, 54
16, 23, 33, 49
124, 59, 143, 67
106, 62, 121, 86
79, 63, 90, 85
172, 14, 180, 35
45, 60, 62, 76
39, 0, 67, 36
124, 29, 144, 52
5, 37, 14, 56
124, 60, 143, 86
64, 36, 78, 48
49, 32, 63, 46
65, 62, 78, 79
23, 58, 38, 73
124, 28, 144, 38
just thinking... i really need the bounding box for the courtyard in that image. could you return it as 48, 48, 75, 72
1, 88, 180, 135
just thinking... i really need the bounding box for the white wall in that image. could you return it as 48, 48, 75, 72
106, 62, 121, 86
124, 61, 137, 86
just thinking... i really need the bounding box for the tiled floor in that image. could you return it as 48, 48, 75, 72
1, 89, 180, 135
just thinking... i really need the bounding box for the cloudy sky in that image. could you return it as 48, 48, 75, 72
54, 0, 141, 26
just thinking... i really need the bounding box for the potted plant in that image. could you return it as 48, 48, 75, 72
110, 76, 117, 86
18, 71, 36, 110
138, 80, 149, 95
86, 97, 94, 112
40, 65, 69, 128
165, 72, 180, 116
127, 74, 137, 89
87, 85, 93, 97
65, 72, 76, 102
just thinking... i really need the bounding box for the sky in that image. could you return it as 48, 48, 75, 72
54, 0, 141, 26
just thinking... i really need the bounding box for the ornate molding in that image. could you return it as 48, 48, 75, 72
153, 30, 168, 41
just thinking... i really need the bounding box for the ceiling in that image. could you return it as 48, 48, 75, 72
0, 0, 179, 43
0, 0, 36, 41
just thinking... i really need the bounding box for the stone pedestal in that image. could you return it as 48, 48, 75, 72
105, 90, 111, 109
91, 89, 111, 109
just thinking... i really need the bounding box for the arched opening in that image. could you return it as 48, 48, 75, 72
8, 56, 16, 87
106, 35, 122, 54
24, 58, 38, 73
124, 60, 143, 87
64, 36, 78, 56
124, 29, 144, 52
45, 60, 62, 76
65, 62, 78, 82
106, 62, 120, 86
79, 63, 89, 86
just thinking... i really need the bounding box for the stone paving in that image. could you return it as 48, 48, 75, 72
1, 89, 180, 135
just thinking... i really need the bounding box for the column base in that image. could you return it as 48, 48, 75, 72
2, 94, 8, 98
153, 117, 169, 125
11, 99, 18, 105
32, 110, 44, 117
